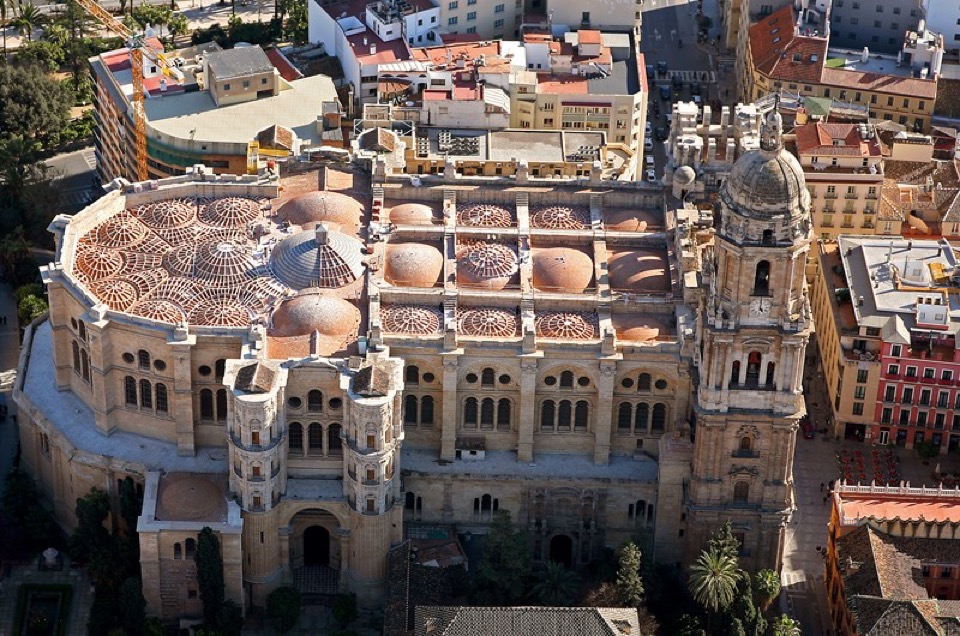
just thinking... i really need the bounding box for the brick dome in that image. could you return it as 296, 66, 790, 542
269, 291, 361, 338
277, 191, 363, 228
532, 247, 594, 293
269, 224, 364, 290
384, 242, 443, 287
389, 203, 437, 225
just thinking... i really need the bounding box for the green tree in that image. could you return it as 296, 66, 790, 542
266, 586, 301, 634
0, 64, 71, 149
331, 593, 357, 629
675, 613, 705, 636
688, 547, 740, 629
195, 527, 225, 629
726, 576, 765, 636
218, 599, 245, 636
474, 510, 532, 605
615, 541, 645, 607
283, 0, 307, 44
532, 561, 581, 606
118, 577, 147, 635
753, 569, 781, 612
771, 614, 801, 636
708, 522, 741, 561
12, 2, 43, 42
14, 40, 65, 72
16, 292, 47, 326
168, 13, 189, 45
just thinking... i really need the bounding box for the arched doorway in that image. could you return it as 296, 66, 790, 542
303, 526, 330, 566
549, 534, 574, 567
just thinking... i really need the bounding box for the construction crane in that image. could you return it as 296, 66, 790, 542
75, 0, 171, 182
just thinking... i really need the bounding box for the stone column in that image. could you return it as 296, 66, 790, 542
593, 361, 618, 465
517, 357, 539, 462
279, 526, 292, 584
169, 331, 197, 456
440, 355, 459, 461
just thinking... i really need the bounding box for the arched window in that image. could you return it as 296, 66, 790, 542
739, 436, 752, 451
734, 481, 750, 503
635, 403, 650, 432
753, 260, 770, 296
762, 229, 774, 245
637, 373, 652, 392
80, 350, 90, 382
328, 424, 342, 453
474, 494, 498, 521
156, 383, 168, 413
215, 359, 226, 382
405, 365, 420, 385
308, 423, 323, 450
464, 397, 478, 428
200, 389, 214, 419
481, 367, 495, 387
480, 398, 495, 429
730, 361, 741, 386
185, 538, 196, 559
137, 349, 150, 370
307, 390, 323, 412
78, 321, 86, 341
557, 400, 572, 431
174, 543, 182, 559
575, 401, 589, 431
124, 376, 137, 405
421, 396, 435, 426
630, 499, 647, 524
404, 395, 418, 424
139, 380, 152, 409
765, 362, 776, 387
560, 370, 574, 388
618, 403, 633, 431
497, 399, 511, 431
651, 404, 666, 431
72, 341, 80, 373
746, 352, 762, 387
541, 400, 555, 431
216, 389, 227, 421
289, 422, 303, 453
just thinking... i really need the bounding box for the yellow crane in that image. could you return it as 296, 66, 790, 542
76, 0, 170, 182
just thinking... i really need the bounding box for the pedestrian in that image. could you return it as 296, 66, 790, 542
820, 482, 824, 492
829, 480, 835, 491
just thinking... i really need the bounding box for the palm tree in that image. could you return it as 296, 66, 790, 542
12, 2, 42, 42
771, 614, 801, 636
753, 569, 781, 612
531, 561, 581, 607
688, 547, 741, 631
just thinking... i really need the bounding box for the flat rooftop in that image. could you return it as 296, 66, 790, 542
826, 48, 921, 79
417, 128, 609, 163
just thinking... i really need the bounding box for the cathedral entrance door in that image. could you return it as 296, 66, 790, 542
549, 534, 573, 567
304, 526, 331, 566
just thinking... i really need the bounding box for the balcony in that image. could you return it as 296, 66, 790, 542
844, 193, 858, 200
728, 382, 777, 391
824, 192, 838, 200
732, 449, 761, 458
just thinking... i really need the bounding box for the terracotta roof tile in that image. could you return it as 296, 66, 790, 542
821, 67, 938, 99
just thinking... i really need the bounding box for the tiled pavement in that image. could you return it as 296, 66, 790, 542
0, 560, 94, 636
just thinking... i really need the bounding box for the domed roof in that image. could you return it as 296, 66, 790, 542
721, 109, 810, 218
269, 291, 361, 338
456, 242, 518, 290
532, 247, 594, 293
276, 191, 363, 228
384, 242, 443, 287
674, 165, 696, 186
270, 224, 364, 289
612, 314, 672, 342
389, 203, 437, 225
608, 249, 671, 293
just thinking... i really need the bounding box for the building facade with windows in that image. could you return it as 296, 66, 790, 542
829, 0, 924, 54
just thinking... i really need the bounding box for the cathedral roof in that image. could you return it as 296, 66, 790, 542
721, 109, 810, 219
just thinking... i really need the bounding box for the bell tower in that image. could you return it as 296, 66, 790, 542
686, 108, 813, 571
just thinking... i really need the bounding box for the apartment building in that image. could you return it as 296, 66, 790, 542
827, 483, 960, 635
91, 42, 342, 181
881, 136, 960, 240
738, 5, 940, 132
439, 0, 521, 40
922, 0, 960, 54
829, 0, 924, 54
793, 121, 889, 240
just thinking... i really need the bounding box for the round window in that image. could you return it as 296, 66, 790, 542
287, 397, 302, 409
499, 374, 511, 385
122, 352, 135, 364
621, 378, 634, 388
544, 376, 557, 386
329, 397, 343, 409
198, 365, 212, 377
655, 379, 668, 390
577, 376, 590, 387
154, 360, 167, 372
423, 372, 435, 383
465, 373, 478, 383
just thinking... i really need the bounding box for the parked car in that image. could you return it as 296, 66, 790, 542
655, 126, 668, 141
645, 121, 653, 135
645, 168, 658, 183
690, 83, 702, 96
645, 154, 655, 168
800, 417, 815, 439
657, 61, 668, 76
646, 64, 655, 79
672, 74, 683, 90
659, 85, 672, 101
643, 138, 654, 151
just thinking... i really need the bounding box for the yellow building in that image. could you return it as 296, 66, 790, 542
738, 6, 938, 133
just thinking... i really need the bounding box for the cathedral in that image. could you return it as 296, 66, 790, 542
11, 108, 810, 620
